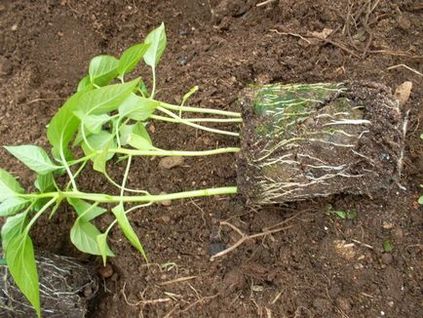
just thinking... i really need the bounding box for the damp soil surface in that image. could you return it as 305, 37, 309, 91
1, 0, 423, 317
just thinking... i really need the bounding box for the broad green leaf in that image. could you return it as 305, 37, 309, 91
6, 233, 40, 317
81, 130, 116, 160
89, 55, 119, 86
132, 124, 152, 143
93, 140, 112, 173
48, 80, 138, 158
119, 124, 135, 146
47, 91, 84, 160
70, 220, 114, 256
96, 233, 109, 266
143, 23, 167, 67
34, 173, 55, 193
418, 195, 423, 205
118, 43, 150, 77
128, 134, 154, 151
112, 204, 147, 261
1, 212, 27, 250
0, 168, 24, 202
78, 78, 140, 115
4, 145, 60, 175
74, 112, 111, 134
77, 75, 94, 92
127, 123, 154, 151
68, 198, 107, 222
118, 93, 159, 121
0, 197, 29, 217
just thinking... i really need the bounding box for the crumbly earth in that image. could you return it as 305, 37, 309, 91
238, 81, 404, 205
0, 0, 422, 317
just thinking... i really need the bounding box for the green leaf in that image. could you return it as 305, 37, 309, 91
5, 233, 40, 317
0, 168, 24, 202
47, 91, 84, 160
4, 145, 60, 175
77, 75, 94, 92
96, 233, 110, 266
1, 212, 27, 250
383, 239, 394, 253
34, 173, 55, 193
139, 79, 150, 98
74, 112, 111, 134
418, 195, 423, 205
143, 23, 167, 67
70, 220, 114, 256
48, 80, 139, 159
119, 124, 135, 146
118, 93, 159, 121
128, 124, 154, 151
93, 140, 112, 173
68, 198, 107, 222
81, 130, 116, 159
333, 210, 346, 219
89, 55, 119, 86
112, 204, 147, 261
77, 78, 140, 115
118, 43, 150, 78
0, 197, 29, 217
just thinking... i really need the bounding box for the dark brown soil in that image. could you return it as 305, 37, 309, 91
1, 0, 422, 317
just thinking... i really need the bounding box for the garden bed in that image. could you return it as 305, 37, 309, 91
0, 0, 422, 317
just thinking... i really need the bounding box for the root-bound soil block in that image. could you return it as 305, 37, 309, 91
0, 252, 98, 318
237, 82, 404, 205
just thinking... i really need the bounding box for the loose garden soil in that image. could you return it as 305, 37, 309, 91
0, 0, 422, 317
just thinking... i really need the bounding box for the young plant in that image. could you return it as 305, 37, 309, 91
0, 23, 241, 317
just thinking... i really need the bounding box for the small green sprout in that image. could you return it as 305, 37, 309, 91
383, 239, 394, 253
327, 205, 357, 220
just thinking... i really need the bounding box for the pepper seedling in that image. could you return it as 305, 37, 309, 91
0, 23, 240, 317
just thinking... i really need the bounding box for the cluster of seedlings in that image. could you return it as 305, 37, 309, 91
0, 24, 405, 317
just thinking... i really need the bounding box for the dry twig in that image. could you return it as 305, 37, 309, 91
210, 222, 292, 260
387, 64, 423, 77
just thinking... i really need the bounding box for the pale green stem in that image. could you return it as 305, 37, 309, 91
81, 123, 94, 152
24, 197, 58, 235
21, 186, 238, 203
66, 160, 88, 191
67, 147, 240, 167
60, 145, 78, 191
157, 106, 239, 137
103, 170, 150, 194
159, 101, 241, 118
112, 147, 241, 157
120, 155, 132, 198
151, 67, 156, 99
151, 115, 243, 123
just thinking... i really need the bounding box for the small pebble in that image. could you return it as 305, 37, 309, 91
398, 15, 411, 30
97, 264, 114, 278
161, 215, 171, 223
158, 156, 184, 169
83, 286, 93, 298
11, 24, 18, 31
381, 253, 393, 265
159, 192, 172, 206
